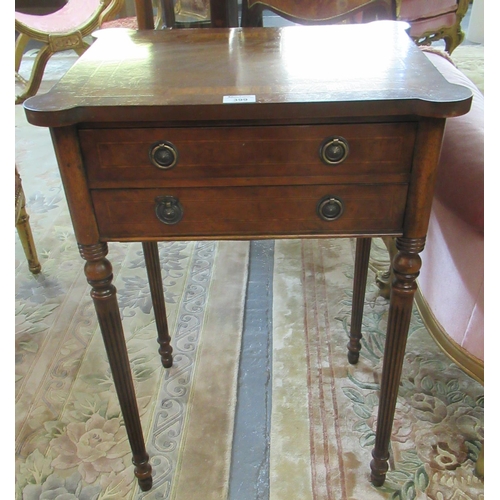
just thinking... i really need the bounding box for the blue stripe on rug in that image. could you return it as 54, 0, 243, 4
228, 240, 274, 500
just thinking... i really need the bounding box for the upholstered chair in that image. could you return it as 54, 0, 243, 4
15, 0, 125, 104
395, 0, 470, 53
241, 0, 394, 27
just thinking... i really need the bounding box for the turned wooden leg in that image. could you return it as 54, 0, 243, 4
444, 27, 465, 55
15, 44, 53, 105
16, 198, 42, 274
15, 33, 30, 73
80, 242, 153, 491
142, 241, 173, 368
370, 237, 424, 486
347, 237, 371, 364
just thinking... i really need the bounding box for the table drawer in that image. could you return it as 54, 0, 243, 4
91, 184, 408, 240
81, 123, 416, 189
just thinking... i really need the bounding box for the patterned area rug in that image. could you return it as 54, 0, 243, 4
15, 55, 250, 499
271, 239, 484, 500
451, 44, 484, 94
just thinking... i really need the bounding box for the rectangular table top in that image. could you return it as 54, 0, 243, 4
24, 21, 472, 127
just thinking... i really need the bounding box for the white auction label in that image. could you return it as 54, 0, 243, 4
223, 95, 256, 103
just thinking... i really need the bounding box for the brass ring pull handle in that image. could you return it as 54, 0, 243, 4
319, 136, 349, 165
317, 195, 344, 221
149, 141, 178, 169
155, 195, 184, 225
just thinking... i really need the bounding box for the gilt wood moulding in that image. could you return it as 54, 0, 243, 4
24, 21, 472, 492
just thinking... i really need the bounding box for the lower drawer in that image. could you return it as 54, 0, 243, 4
91, 184, 408, 240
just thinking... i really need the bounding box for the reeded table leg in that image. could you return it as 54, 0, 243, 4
370, 237, 424, 486
347, 237, 372, 364
142, 241, 173, 368
80, 242, 153, 491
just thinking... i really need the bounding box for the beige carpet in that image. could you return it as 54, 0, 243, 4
451, 44, 484, 94
15, 52, 249, 500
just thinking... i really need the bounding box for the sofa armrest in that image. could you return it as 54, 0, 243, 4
423, 50, 484, 232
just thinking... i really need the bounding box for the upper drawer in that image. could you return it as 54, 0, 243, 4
80, 123, 416, 188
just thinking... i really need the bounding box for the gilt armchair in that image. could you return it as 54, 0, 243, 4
396, 0, 470, 54
15, 0, 125, 104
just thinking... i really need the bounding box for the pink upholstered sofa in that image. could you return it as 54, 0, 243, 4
415, 49, 484, 389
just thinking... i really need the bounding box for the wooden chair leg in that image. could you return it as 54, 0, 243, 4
15, 32, 31, 73
15, 178, 41, 274
74, 41, 91, 57
444, 27, 465, 55
476, 444, 484, 478
15, 43, 53, 104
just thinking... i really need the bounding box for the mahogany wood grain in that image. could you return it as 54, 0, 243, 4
80, 123, 416, 189
24, 25, 472, 128
90, 184, 409, 240
50, 127, 100, 245
403, 118, 447, 238
23, 23, 473, 490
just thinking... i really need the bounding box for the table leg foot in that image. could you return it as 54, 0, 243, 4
143, 242, 173, 368
138, 476, 153, 492
370, 449, 390, 486
347, 237, 371, 364
347, 350, 359, 365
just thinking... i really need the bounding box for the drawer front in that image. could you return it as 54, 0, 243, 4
81, 123, 416, 188
91, 184, 408, 240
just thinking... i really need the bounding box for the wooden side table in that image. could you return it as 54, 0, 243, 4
24, 22, 472, 492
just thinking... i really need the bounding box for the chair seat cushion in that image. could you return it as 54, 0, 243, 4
422, 50, 484, 232
101, 17, 139, 30
406, 12, 458, 38
399, 0, 458, 21
15, 0, 102, 34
